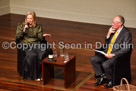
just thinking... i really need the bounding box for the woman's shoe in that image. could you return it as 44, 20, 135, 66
35, 78, 41, 81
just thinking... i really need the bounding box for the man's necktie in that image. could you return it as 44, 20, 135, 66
107, 31, 119, 54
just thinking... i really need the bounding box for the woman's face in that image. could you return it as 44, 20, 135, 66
27, 15, 33, 25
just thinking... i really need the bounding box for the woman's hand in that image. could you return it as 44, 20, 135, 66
23, 24, 29, 32
43, 34, 51, 37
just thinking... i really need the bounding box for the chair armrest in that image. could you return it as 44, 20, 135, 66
113, 49, 132, 85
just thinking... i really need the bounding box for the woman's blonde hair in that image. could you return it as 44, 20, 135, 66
25, 11, 36, 27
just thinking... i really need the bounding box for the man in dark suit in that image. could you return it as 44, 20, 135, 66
91, 15, 132, 88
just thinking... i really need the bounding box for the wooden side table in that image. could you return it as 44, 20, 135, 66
42, 55, 76, 88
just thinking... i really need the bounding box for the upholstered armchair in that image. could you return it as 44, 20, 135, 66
16, 37, 48, 76
94, 46, 132, 86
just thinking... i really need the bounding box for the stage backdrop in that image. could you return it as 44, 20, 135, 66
0, 0, 136, 28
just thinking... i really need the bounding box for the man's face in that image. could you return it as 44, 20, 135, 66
112, 17, 122, 30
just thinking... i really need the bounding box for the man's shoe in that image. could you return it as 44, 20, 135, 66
95, 77, 108, 86
104, 80, 113, 88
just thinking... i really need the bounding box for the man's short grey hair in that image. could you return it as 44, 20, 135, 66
117, 15, 125, 25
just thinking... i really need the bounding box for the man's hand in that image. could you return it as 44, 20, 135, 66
107, 27, 116, 37
105, 53, 115, 58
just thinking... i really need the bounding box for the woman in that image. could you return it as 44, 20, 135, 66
16, 11, 51, 81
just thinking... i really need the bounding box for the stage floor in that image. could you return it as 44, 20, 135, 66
0, 57, 93, 91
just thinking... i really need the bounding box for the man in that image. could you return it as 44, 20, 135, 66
91, 15, 132, 88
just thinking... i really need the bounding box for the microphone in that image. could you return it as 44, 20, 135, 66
27, 22, 30, 28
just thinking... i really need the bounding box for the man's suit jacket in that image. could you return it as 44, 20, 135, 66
105, 26, 132, 58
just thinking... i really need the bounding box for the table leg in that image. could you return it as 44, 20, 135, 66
42, 63, 54, 85
64, 57, 76, 88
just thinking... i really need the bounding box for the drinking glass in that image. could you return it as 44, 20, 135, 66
60, 49, 64, 57
53, 51, 57, 58
64, 52, 69, 61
